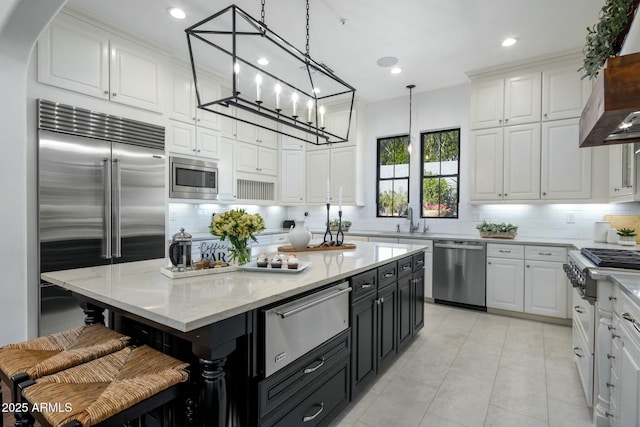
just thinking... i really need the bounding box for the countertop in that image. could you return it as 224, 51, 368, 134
41, 241, 428, 333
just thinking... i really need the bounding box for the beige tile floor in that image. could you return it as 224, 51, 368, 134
330, 303, 592, 427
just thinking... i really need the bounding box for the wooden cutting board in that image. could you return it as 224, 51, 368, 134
604, 215, 640, 243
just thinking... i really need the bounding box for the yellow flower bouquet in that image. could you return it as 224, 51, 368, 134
209, 209, 266, 264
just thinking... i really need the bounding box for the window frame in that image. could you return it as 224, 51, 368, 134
376, 134, 410, 218
419, 127, 460, 219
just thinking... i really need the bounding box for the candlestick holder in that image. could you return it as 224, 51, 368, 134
323, 203, 332, 244
336, 210, 344, 246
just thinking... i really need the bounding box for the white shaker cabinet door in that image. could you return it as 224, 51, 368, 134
486, 257, 524, 311
38, 13, 110, 100
470, 129, 504, 201
280, 150, 305, 204
504, 71, 541, 126
217, 137, 236, 201
109, 37, 164, 112
524, 260, 567, 318
503, 124, 541, 200
306, 149, 331, 203
470, 78, 504, 129
541, 118, 591, 200
542, 63, 591, 121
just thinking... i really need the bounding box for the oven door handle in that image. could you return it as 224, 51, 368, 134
276, 287, 352, 319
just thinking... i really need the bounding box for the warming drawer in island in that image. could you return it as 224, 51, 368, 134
263, 282, 351, 377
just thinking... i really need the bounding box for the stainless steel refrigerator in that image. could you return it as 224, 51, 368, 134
38, 99, 166, 335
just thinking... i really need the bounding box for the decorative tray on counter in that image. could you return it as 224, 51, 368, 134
240, 261, 311, 273
277, 243, 356, 252
160, 264, 238, 279
478, 231, 516, 239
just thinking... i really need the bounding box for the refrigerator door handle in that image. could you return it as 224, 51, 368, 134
113, 159, 122, 258
102, 158, 112, 259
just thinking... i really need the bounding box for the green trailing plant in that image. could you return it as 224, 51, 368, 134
616, 227, 637, 236
476, 220, 519, 234
580, 0, 636, 79
329, 219, 352, 228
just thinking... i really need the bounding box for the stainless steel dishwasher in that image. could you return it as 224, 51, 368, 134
433, 240, 486, 310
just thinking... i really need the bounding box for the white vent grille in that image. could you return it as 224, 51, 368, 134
237, 179, 275, 200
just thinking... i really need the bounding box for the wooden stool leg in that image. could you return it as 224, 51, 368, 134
79, 301, 105, 325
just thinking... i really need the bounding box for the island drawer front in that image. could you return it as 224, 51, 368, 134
351, 270, 377, 302
412, 252, 425, 272
258, 330, 350, 419
487, 243, 524, 259
525, 245, 567, 262
378, 262, 398, 289
262, 358, 349, 427
398, 256, 413, 278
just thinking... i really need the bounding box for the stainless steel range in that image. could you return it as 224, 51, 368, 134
564, 247, 640, 425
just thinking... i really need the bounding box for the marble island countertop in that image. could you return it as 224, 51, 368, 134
42, 241, 428, 333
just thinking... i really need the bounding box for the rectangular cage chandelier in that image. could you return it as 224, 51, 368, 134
185, 4, 356, 145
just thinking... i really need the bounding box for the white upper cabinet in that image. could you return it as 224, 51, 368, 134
235, 110, 278, 149
503, 72, 542, 126
470, 125, 540, 201
166, 120, 220, 158
236, 141, 277, 176
470, 72, 540, 129
168, 64, 221, 130
38, 13, 110, 100
503, 124, 541, 200
541, 63, 591, 121
280, 150, 305, 204
541, 118, 591, 200
609, 143, 636, 201
38, 12, 165, 113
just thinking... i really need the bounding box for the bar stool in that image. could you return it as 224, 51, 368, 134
18, 345, 189, 427
0, 324, 129, 407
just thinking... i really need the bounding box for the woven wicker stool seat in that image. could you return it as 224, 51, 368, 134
19, 345, 189, 427
0, 324, 129, 402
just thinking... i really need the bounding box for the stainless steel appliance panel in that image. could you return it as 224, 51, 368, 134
433, 241, 486, 308
169, 156, 218, 200
264, 283, 351, 377
39, 130, 113, 271
112, 142, 166, 263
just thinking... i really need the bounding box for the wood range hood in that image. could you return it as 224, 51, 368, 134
579, 51, 640, 148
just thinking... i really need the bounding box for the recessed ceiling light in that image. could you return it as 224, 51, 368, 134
313, 88, 321, 94
257, 57, 269, 66
168, 7, 186, 20
377, 56, 399, 67
390, 67, 402, 75
501, 37, 518, 47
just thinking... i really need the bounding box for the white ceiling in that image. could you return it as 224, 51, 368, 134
65, 0, 604, 103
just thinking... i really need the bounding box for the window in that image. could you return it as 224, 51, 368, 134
421, 128, 460, 218
377, 135, 409, 217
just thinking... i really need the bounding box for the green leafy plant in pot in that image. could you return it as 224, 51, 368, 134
617, 227, 637, 245
330, 219, 351, 232
476, 220, 519, 239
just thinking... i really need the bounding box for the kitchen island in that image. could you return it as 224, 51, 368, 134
42, 241, 429, 427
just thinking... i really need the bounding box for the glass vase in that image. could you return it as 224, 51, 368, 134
228, 237, 252, 265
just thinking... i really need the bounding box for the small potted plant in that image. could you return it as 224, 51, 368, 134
476, 220, 518, 239
330, 219, 351, 232
617, 227, 637, 245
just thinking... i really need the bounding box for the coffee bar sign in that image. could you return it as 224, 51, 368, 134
198, 240, 230, 263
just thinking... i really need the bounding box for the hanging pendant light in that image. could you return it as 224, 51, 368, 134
407, 84, 415, 154
185, 0, 356, 145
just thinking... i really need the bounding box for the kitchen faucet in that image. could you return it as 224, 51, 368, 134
407, 207, 419, 233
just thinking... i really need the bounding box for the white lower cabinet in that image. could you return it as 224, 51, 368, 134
487, 257, 525, 311
486, 243, 567, 318
609, 291, 640, 427
524, 260, 567, 318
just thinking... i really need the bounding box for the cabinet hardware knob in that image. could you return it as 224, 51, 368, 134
574, 306, 584, 314
572, 347, 583, 358
487, 261, 492, 265
303, 358, 325, 374
526, 265, 530, 268
544, 113, 548, 118
612, 333, 620, 339
361, 283, 373, 289
380, 297, 385, 303
504, 193, 508, 196
302, 403, 324, 423
609, 296, 617, 301
607, 354, 615, 360
384, 273, 394, 278
112, 92, 117, 97
192, 117, 197, 121
538, 252, 553, 256
103, 90, 109, 95
197, 149, 201, 152
606, 412, 613, 418
542, 192, 547, 196
505, 118, 509, 122
499, 119, 502, 124
608, 325, 616, 331
606, 382, 614, 388
498, 193, 502, 197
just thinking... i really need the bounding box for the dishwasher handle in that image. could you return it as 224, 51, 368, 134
276, 286, 352, 319
434, 243, 484, 251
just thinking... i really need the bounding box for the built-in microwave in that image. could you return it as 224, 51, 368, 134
169, 156, 218, 200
